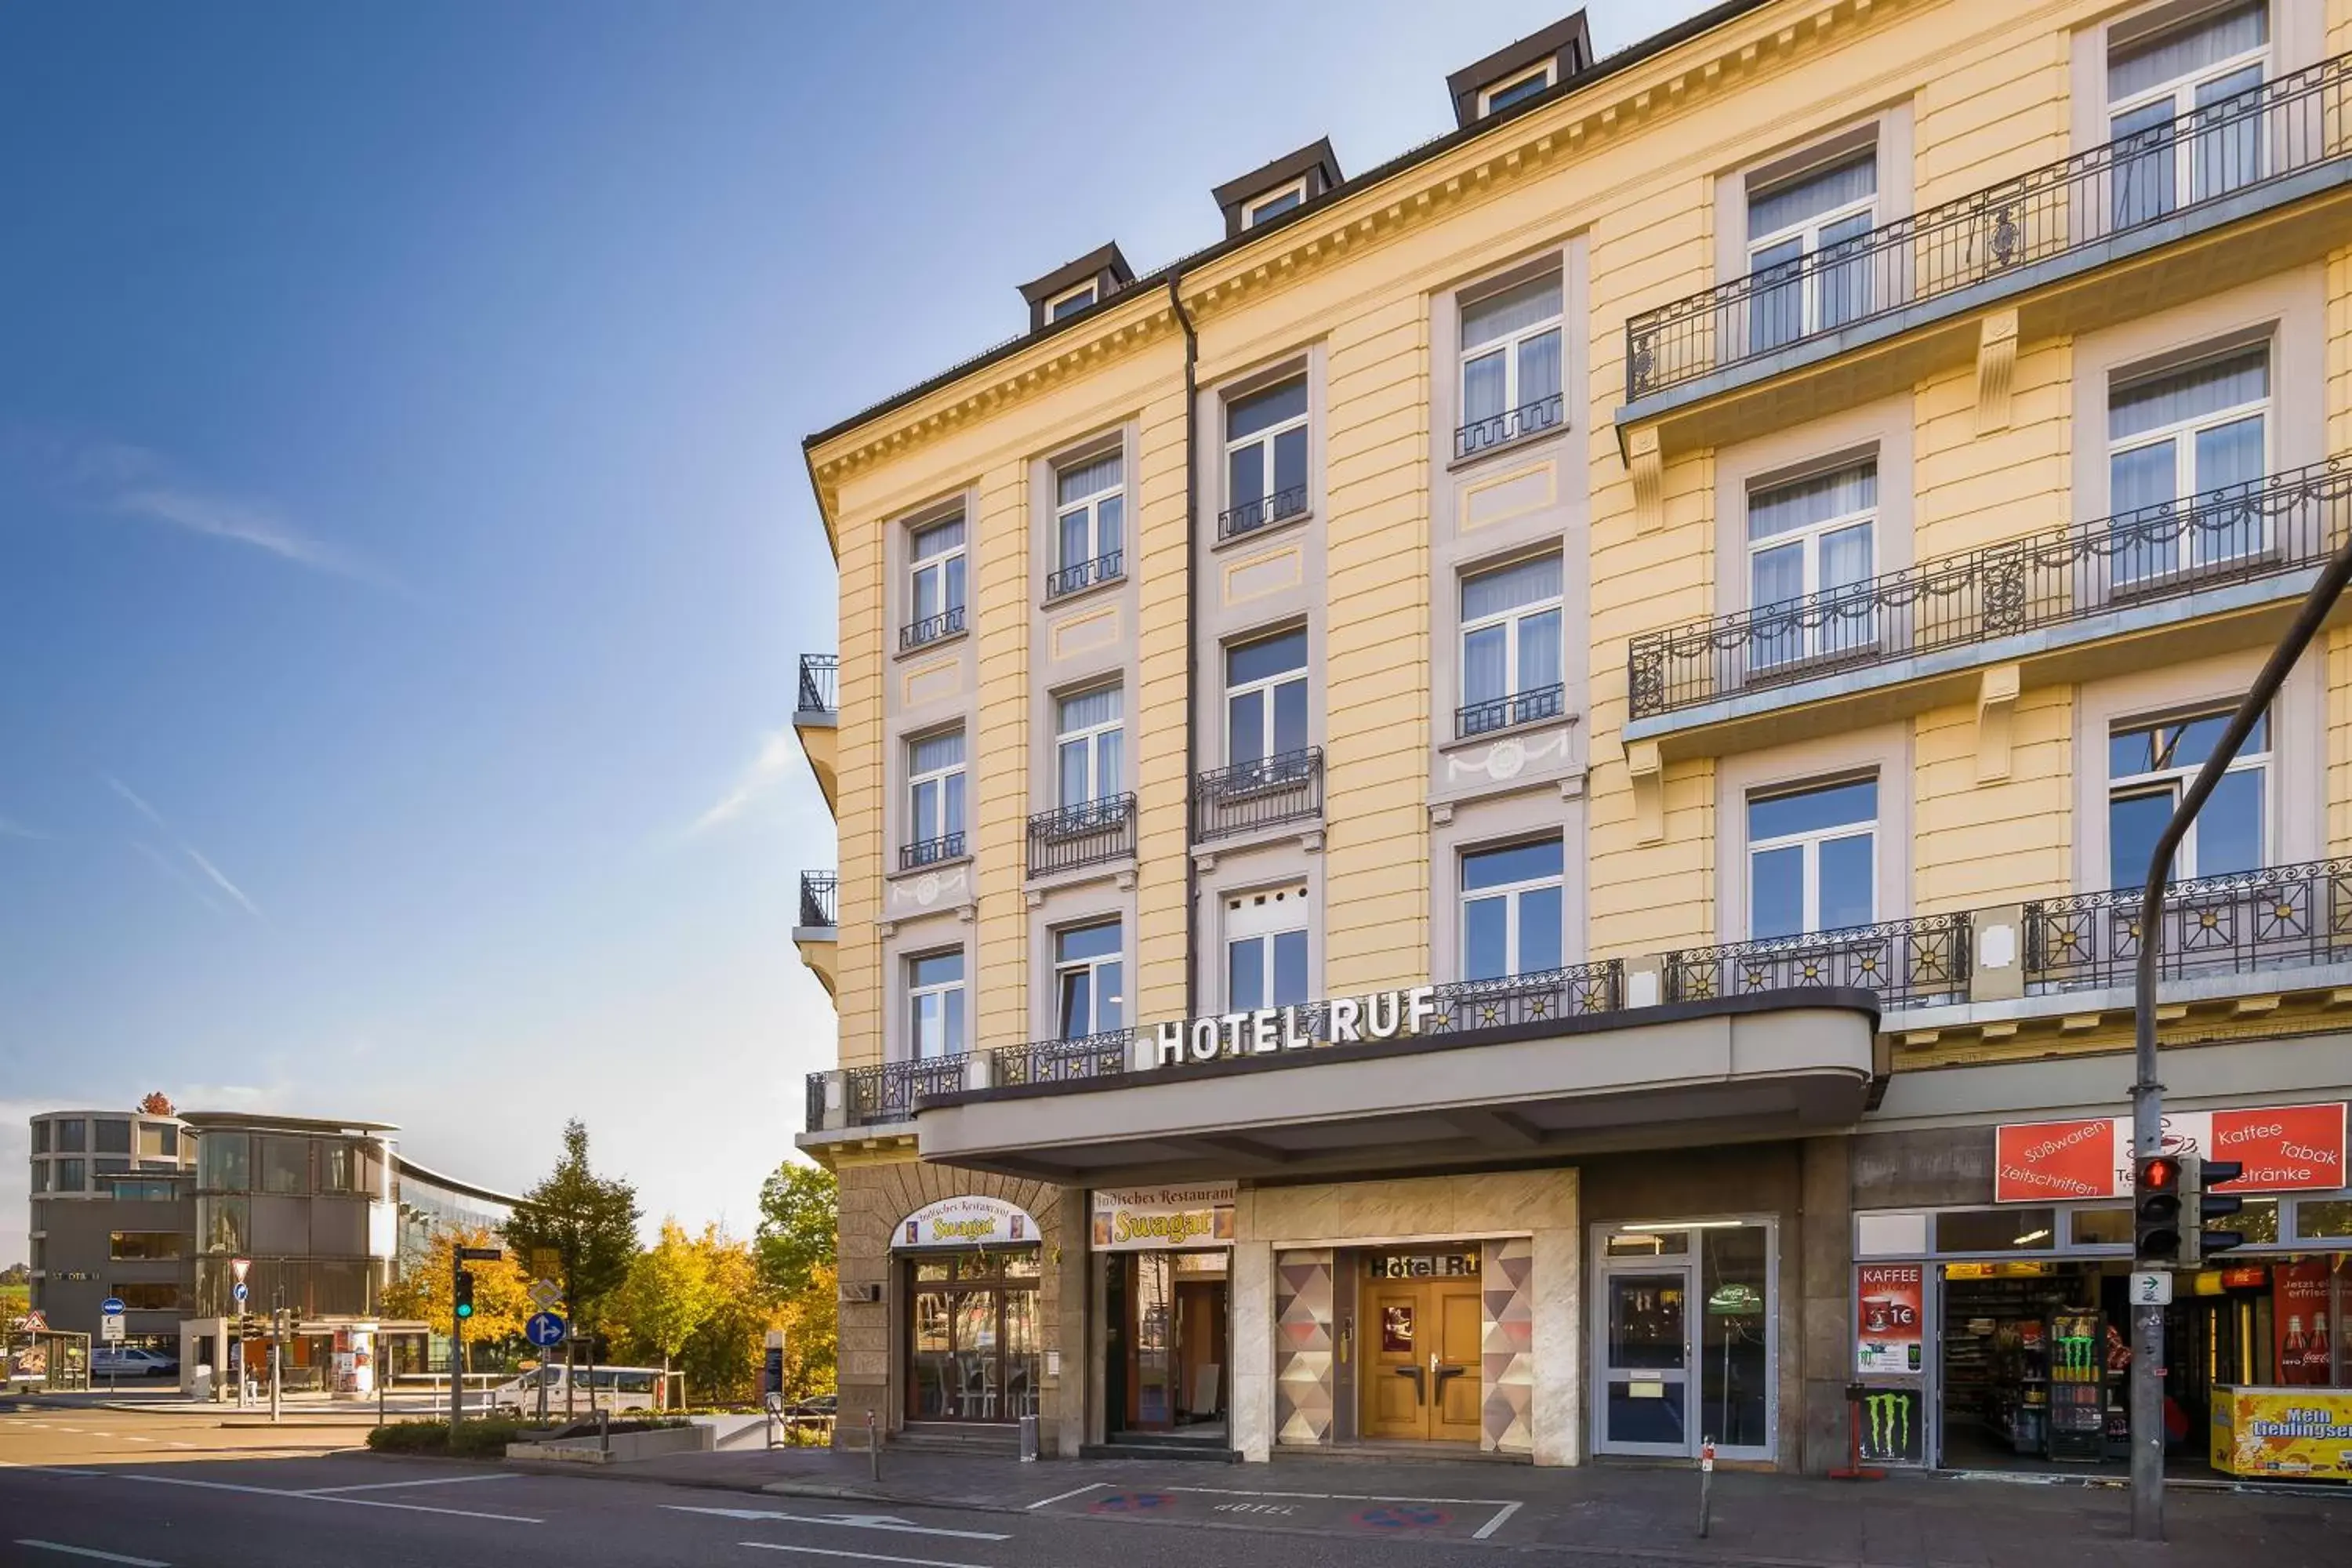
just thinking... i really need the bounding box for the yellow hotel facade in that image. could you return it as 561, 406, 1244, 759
794, 0, 2352, 1475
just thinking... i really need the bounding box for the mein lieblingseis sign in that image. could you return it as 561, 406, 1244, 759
1149, 986, 1440, 1068
1091, 1182, 1237, 1251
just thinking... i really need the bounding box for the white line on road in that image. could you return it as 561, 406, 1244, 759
302, 1473, 524, 1496
1024, 1482, 1105, 1510
1162, 1485, 1513, 1504
16, 1542, 169, 1567
1473, 1501, 1523, 1541
0, 1461, 105, 1478
739, 1543, 990, 1568
114, 1472, 541, 1523
121, 1436, 153, 1443
662, 1506, 1007, 1541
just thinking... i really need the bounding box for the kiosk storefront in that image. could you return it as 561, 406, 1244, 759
897, 1196, 1041, 1425
1091, 1181, 1234, 1446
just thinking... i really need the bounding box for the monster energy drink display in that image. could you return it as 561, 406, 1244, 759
1856, 1385, 1924, 1465
2045, 1309, 2107, 1462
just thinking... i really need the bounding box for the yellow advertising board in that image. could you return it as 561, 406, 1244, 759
2209, 1387, 2352, 1481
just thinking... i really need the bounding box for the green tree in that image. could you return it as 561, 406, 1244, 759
502, 1120, 641, 1340
381, 1226, 532, 1345
612, 1218, 715, 1410
777, 1261, 838, 1403
678, 1225, 771, 1406
754, 1161, 837, 1298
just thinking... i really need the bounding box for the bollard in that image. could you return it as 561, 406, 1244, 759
598, 1405, 611, 1456
1697, 1436, 1715, 1538
866, 1409, 881, 1483
1018, 1413, 1040, 1463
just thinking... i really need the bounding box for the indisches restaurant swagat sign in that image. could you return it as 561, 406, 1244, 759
1149, 986, 1440, 1068
1993, 1102, 2347, 1202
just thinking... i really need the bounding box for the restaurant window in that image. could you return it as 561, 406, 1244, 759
1225, 884, 1309, 1011
1746, 149, 1877, 351
906, 514, 967, 645
1055, 686, 1123, 808
1225, 628, 1309, 773
1748, 459, 1876, 667
907, 950, 967, 1062
1748, 776, 1877, 939
906, 728, 967, 864
93, 1120, 131, 1155
2107, 1, 2268, 227
1054, 921, 1124, 1039
1461, 837, 1565, 982
2107, 345, 2269, 583
1457, 270, 1563, 455
1222, 376, 1308, 537
2108, 706, 2266, 889
1459, 554, 1564, 737
1051, 449, 1124, 594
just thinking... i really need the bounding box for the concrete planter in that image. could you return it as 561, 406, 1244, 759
506, 1424, 713, 1465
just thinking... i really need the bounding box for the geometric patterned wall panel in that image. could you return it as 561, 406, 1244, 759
1272, 1249, 1334, 1446
1481, 1236, 1535, 1454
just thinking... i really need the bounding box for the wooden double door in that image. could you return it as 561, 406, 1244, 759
1361, 1279, 1483, 1443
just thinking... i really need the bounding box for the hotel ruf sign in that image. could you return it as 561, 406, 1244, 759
1091, 1182, 1236, 1250
1992, 1102, 2347, 1202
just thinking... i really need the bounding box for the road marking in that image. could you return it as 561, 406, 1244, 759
739, 1544, 989, 1568
16, 1542, 169, 1567
303, 1473, 524, 1496
662, 1506, 1006, 1541
1025, 1482, 1105, 1510
114, 1473, 540, 1523
165, 1443, 197, 1450
1162, 1486, 1513, 1504
0, 1461, 105, 1478
122, 1436, 154, 1443
1473, 1501, 1523, 1541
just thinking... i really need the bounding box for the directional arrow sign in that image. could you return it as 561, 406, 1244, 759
658, 1506, 1009, 1542
524, 1312, 568, 1348
232, 1283, 249, 1305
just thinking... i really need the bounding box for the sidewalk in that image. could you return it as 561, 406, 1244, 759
546, 1443, 2352, 1566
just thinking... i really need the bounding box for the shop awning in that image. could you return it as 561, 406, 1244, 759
914, 993, 1881, 1185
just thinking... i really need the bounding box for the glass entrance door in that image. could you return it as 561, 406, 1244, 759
1600, 1266, 1693, 1455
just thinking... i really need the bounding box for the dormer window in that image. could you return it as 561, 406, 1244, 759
1016, 242, 1134, 332
1479, 60, 1556, 116
1045, 280, 1098, 322
1243, 179, 1308, 229
1212, 138, 1342, 240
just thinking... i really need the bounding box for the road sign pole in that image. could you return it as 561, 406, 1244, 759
450, 1246, 464, 1428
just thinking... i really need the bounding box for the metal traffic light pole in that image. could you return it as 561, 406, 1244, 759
2128, 521, 2352, 1542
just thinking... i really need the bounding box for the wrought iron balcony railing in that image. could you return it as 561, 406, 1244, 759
1664, 912, 1971, 1010
900, 830, 967, 870
1628, 459, 2352, 720
796, 653, 838, 716
1217, 484, 1308, 543
1422, 960, 1624, 1033
1625, 51, 2352, 401
997, 1029, 1134, 1087
815, 1057, 971, 1131
1454, 393, 1565, 461
797, 870, 837, 931
1457, 681, 1566, 739
900, 605, 967, 652
2026, 857, 2352, 996
1192, 746, 1323, 842
1047, 550, 1124, 600
1027, 794, 1137, 876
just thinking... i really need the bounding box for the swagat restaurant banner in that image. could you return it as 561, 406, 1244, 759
1091, 1182, 1237, 1250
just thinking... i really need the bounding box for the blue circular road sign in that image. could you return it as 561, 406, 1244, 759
231, 1283, 249, 1304
99, 1298, 125, 1316
525, 1312, 568, 1348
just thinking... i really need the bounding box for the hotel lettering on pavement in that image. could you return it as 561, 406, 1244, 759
791, 0, 2352, 1475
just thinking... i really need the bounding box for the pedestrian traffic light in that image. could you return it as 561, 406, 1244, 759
2133, 1153, 2183, 1264
2180, 1152, 2245, 1267
454, 1269, 476, 1322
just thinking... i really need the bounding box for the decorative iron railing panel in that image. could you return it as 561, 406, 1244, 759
798, 870, 838, 930
1454, 394, 1566, 461
2025, 858, 2352, 994
900, 831, 967, 870
1625, 53, 2352, 401
1628, 459, 2352, 720
1423, 961, 1624, 1033
835, 1057, 970, 1127
899, 605, 967, 652
1217, 484, 1309, 543
998, 1030, 1134, 1087
1046, 550, 1124, 600
1026, 794, 1137, 876
1664, 913, 1970, 1009
797, 653, 838, 715
1192, 747, 1324, 841
1457, 681, 1568, 739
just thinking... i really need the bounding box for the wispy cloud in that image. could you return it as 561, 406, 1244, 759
0, 815, 49, 840
129, 840, 226, 916
104, 774, 262, 922
182, 845, 262, 920
103, 773, 170, 833
689, 729, 800, 836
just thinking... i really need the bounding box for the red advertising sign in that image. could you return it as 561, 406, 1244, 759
2272, 1260, 2336, 1387
2208, 1104, 2350, 1192
1856, 1264, 1924, 1376
1993, 1102, 2348, 1202
1993, 1118, 2114, 1203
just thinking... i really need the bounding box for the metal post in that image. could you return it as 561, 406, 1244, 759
1697, 1436, 1715, 1537
450, 1249, 464, 1428
866, 1409, 880, 1483
268, 1323, 281, 1425
2127, 518, 2352, 1542
537, 1349, 549, 1427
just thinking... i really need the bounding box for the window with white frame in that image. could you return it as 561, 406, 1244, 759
1243, 180, 1307, 228
1225, 884, 1309, 1011
1457, 270, 1564, 456
906, 514, 967, 645
906, 949, 966, 1060
906, 729, 967, 863
1054, 920, 1124, 1038
1225, 628, 1309, 773
1746, 150, 1878, 353
2107, 706, 2267, 889
1461, 837, 1565, 982
2107, 344, 2270, 583
1748, 459, 1878, 668
1046, 279, 1099, 321
1054, 685, 1123, 808
1479, 60, 1555, 116
1748, 776, 1877, 939
2107, 2, 2269, 229
1051, 449, 1123, 595
1459, 554, 1563, 736
1222, 376, 1308, 537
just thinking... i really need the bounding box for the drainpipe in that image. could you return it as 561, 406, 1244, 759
1168, 270, 1200, 1019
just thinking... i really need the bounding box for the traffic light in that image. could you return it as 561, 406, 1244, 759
2133, 1153, 2183, 1264
2181, 1152, 2245, 1267
454, 1269, 476, 1322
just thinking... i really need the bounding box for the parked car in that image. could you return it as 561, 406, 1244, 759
92, 1347, 178, 1378
487, 1364, 664, 1417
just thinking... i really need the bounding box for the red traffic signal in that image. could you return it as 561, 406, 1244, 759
2135, 1155, 2184, 1263
2141, 1155, 2180, 1190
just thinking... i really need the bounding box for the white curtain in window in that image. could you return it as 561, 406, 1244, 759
912, 516, 965, 558
1748, 461, 1878, 541
1461, 554, 1563, 619
1747, 153, 1876, 240
1057, 685, 1121, 732
2111, 349, 2267, 440
2108, 1, 2267, 102
1518, 329, 1563, 406
1057, 452, 1121, 506
1461, 274, 1562, 350
910, 731, 964, 774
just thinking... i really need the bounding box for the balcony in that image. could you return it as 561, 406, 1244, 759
2025, 858, 2352, 996
1619, 53, 2352, 456
1026, 794, 1136, 877
1192, 747, 1323, 843
1626, 459, 2352, 757
1664, 913, 1972, 1011
1217, 484, 1308, 543
1457, 682, 1566, 740
793, 654, 839, 812
806, 1056, 971, 1133
1046, 550, 1123, 601
1454, 392, 1564, 463
901, 831, 967, 871
793, 871, 837, 998
900, 604, 967, 652
996, 1029, 1134, 1087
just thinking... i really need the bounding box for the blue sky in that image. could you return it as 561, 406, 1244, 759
0, 0, 1711, 1263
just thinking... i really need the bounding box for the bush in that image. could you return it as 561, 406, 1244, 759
363, 1417, 530, 1457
